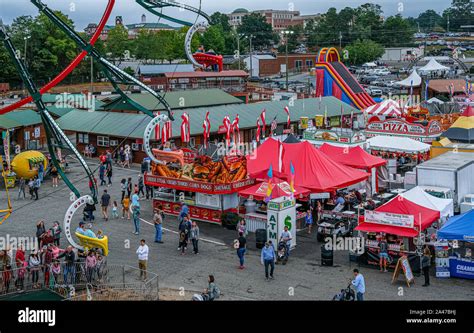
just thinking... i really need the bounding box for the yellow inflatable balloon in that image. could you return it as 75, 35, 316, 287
11, 151, 48, 180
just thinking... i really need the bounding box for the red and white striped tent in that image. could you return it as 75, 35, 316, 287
364, 99, 403, 117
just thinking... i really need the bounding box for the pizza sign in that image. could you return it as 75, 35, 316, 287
367, 119, 443, 136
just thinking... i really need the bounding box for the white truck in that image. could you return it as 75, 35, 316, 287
415, 152, 474, 214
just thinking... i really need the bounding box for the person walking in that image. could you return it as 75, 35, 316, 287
236, 232, 247, 269
51, 166, 59, 187
131, 191, 141, 235
178, 215, 191, 255
99, 163, 106, 186
50, 221, 62, 246
38, 162, 44, 184
261, 241, 276, 281
138, 174, 145, 197
122, 195, 131, 220
120, 178, 127, 202
17, 177, 26, 199
190, 221, 200, 254
351, 268, 366, 301
422, 247, 431, 287
154, 206, 163, 243
32, 176, 40, 200
28, 178, 34, 199
126, 177, 133, 198
136, 239, 149, 281
100, 189, 111, 221
106, 164, 113, 186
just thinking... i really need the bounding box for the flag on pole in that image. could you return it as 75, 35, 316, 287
270, 116, 277, 135
260, 109, 266, 137
154, 112, 161, 140
223, 116, 231, 146
289, 161, 295, 200
161, 123, 169, 144
205, 111, 211, 135
284, 106, 291, 128
256, 118, 261, 142
202, 119, 209, 148
232, 114, 240, 144
265, 164, 274, 203
180, 113, 190, 143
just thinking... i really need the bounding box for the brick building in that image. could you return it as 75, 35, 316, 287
245, 53, 317, 77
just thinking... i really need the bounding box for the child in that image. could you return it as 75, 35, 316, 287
15, 260, 27, 291
122, 196, 131, 220
112, 201, 119, 219
179, 230, 187, 255
97, 230, 104, 239
51, 260, 61, 283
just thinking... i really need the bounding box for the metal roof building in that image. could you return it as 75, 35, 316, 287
57, 96, 360, 139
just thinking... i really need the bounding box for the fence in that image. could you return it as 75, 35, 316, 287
0, 260, 159, 301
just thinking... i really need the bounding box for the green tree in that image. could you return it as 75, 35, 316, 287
238, 13, 278, 50
201, 25, 225, 53
417, 10, 444, 32
209, 12, 231, 31
106, 25, 130, 61
442, 0, 473, 31
380, 14, 415, 47
344, 39, 384, 65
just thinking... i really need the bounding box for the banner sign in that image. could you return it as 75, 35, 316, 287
364, 210, 414, 228
154, 199, 222, 224
145, 174, 255, 195
449, 257, 474, 280
303, 129, 365, 144
365, 119, 443, 143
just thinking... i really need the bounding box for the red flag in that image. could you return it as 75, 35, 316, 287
232, 114, 240, 144
223, 116, 231, 146
256, 118, 261, 142
260, 109, 266, 137
284, 106, 290, 128
161, 123, 168, 144
202, 119, 209, 148
181, 113, 190, 143
205, 111, 211, 136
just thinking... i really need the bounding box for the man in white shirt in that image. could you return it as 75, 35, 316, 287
280, 226, 293, 260
136, 239, 149, 281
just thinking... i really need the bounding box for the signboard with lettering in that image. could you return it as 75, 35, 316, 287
181, 148, 198, 164
364, 210, 414, 229
267, 197, 296, 249
392, 256, 415, 287
145, 174, 255, 195
303, 129, 366, 145
365, 119, 443, 143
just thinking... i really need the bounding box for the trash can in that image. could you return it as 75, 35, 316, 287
321, 244, 333, 266
256, 229, 267, 249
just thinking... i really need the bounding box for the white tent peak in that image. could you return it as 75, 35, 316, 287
400, 186, 454, 218
419, 58, 450, 72
367, 135, 431, 153
396, 70, 422, 87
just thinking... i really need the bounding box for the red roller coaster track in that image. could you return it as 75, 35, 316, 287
0, 0, 115, 115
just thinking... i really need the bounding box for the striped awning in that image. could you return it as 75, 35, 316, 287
364, 99, 402, 117
28, 157, 45, 164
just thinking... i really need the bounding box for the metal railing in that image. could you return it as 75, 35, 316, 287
0, 260, 159, 301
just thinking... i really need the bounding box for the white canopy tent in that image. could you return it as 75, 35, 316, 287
419, 58, 449, 72
396, 70, 422, 87
400, 186, 454, 218
426, 97, 445, 104
363, 62, 377, 67
367, 136, 431, 153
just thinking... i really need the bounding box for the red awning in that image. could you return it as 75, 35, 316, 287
238, 178, 310, 200
355, 196, 440, 238
281, 141, 369, 192
319, 143, 387, 169
247, 139, 369, 192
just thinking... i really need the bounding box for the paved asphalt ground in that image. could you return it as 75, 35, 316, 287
1, 158, 473, 300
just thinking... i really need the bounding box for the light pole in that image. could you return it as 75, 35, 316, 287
23, 35, 31, 95
249, 34, 254, 78
282, 30, 293, 91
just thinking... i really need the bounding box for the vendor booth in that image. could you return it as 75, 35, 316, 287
355, 195, 441, 272
238, 178, 310, 232
437, 210, 474, 280
400, 186, 454, 220
303, 128, 366, 148
364, 99, 403, 118
319, 143, 386, 194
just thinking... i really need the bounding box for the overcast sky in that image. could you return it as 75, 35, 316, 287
1, 0, 450, 30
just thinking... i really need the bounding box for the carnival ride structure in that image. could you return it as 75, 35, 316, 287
0, 155, 12, 225
136, 0, 224, 72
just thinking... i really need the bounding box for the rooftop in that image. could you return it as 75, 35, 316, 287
58, 96, 360, 139
101, 89, 243, 112
417, 151, 474, 171
163, 70, 248, 79
428, 79, 467, 93
138, 64, 195, 75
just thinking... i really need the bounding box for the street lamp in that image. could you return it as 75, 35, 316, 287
282, 30, 294, 91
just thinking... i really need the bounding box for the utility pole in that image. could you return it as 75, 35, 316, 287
282, 30, 294, 91
90, 56, 94, 94
339, 31, 342, 49
447, 14, 450, 33
249, 35, 254, 78
23, 35, 31, 95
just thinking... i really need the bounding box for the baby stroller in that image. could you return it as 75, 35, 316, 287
332, 284, 355, 301
276, 241, 288, 265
